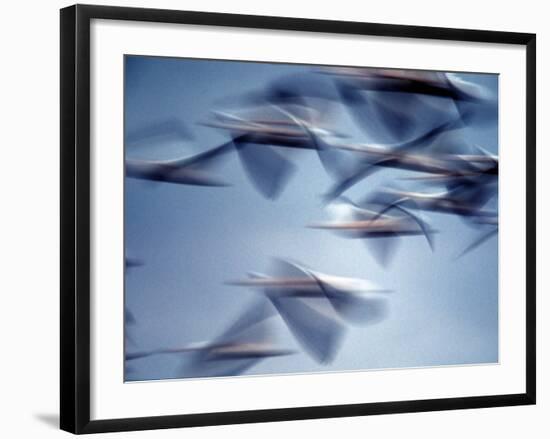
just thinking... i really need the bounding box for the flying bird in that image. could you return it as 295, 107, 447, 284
204, 105, 343, 199
227, 259, 391, 363
321, 67, 496, 137
125, 299, 294, 379
126, 140, 234, 187
455, 214, 498, 259
317, 122, 497, 201
308, 198, 435, 266
366, 180, 497, 223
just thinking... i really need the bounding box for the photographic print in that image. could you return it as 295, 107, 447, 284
124, 55, 499, 382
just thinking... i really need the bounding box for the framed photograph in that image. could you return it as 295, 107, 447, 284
60, 4, 536, 434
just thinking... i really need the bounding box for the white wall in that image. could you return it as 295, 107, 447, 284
0, 0, 546, 437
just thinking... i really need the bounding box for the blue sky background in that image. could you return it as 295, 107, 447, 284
124, 55, 499, 382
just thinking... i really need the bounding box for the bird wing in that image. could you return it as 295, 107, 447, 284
269, 295, 345, 364
233, 138, 296, 200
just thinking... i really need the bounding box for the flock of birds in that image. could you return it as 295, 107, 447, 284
124, 66, 498, 380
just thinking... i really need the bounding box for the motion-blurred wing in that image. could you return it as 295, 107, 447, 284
182, 300, 279, 378
321, 118, 464, 201
257, 73, 339, 107
269, 296, 345, 364
363, 234, 401, 267
337, 83, 414, 143
456, 227, 498, 259
423, 128, 474, 156
126, 140, 234, 185
269, 258, 312, 280
448, 181, 497, 209
174, 139, 236, 170
385, 204, 435, 251
315, 278, 389, 326
455, 97, 498, 127
234, 140, 296, 199
306, 269, 390, 324
359, 200, 435, 252
313, 132, 373, 183
322, 160, 387, 202
216, 298, 277, 344
393, 116, 465, 153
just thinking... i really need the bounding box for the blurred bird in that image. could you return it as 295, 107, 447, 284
367, 179, 497, 222
322, 68, 492, 102
308, 198, 435, 266
204, 104, 344, 199
219, 72, 340, 116
318, 124, 498, 201
321, 67, 496, 139
125, 299, 294, 379
227, 259, 391, 363
126, 140, 234, 186
455, 214, 498, 259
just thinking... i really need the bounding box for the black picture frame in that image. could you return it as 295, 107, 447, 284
60, 4, 536, 434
